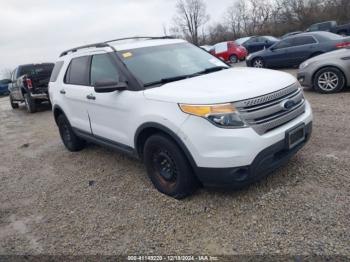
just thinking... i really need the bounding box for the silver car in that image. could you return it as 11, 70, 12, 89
297, 47, 350, 93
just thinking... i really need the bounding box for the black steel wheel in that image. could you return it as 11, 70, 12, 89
144, 134, 198, 199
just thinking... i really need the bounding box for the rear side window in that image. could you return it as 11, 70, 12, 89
293, 36, 317, 46
90, 54, 119, 85
65, 56, 90, 85
215, 43, 228, 53
50, 61, 64, 82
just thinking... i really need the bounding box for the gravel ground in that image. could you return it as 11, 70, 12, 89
0, 67, 349, 257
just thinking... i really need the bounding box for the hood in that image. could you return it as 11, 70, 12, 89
305, 48, 350, 63
143, 67, 296, 104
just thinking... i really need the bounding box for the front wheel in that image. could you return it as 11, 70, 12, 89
24, 93, 37, 113
252, 57, 264, 68
9, 95, 19, 109
313, 67, 345, 94
143, 134, 198, 199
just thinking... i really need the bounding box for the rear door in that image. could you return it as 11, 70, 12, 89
60, 55, 93, 133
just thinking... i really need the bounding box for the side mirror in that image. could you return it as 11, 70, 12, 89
94, 80, 128, 93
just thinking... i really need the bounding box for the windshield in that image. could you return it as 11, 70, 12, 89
235, 37, 251, 45
118, 43, 228, 86
264, 36, 279, 41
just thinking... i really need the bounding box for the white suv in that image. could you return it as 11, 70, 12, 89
49, 37, 313, 199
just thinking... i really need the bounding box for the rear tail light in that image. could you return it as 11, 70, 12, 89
26, 78, 33, 89
336, 42, 350, 48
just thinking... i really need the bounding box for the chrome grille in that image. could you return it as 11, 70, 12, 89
235, 83, 306, 135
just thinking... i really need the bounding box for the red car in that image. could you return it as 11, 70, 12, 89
210, 41, 248, 63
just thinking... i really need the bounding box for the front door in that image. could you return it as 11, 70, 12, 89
86, 52, 132, 146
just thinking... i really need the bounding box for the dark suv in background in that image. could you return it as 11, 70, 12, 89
8, 63, 54, 113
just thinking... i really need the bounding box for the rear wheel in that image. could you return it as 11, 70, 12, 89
143, 134, 198, 199
9, 95, 19, 109
57, 114, 85, 151
24, 93, 37, 113
229, 55, 238, 64
252, 57, 264, 68
313, 67, 345, 94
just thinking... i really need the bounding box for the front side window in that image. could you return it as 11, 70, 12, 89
90, 54, 119, 85
272, 39, 293, 49
65, 56, 90, 85
118, 43, 228, 87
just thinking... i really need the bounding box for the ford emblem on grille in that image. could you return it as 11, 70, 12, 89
281, 99, 296, 110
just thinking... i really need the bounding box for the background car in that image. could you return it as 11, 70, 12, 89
297, 47, 350, 94
0, 79, 11, 96
281, 31, 303, 39
235, 36, 279, 53
210, 41, 247, 63
306, 20, 350, 36
246, 32, 350, 68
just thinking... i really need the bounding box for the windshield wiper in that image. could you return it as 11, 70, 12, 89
144, 66, 229, 87
144, 75, 194, 87
194, 66, 229, 75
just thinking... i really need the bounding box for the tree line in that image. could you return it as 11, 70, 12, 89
171, 0, 350, 45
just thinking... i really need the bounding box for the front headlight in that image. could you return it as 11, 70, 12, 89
246, 54, 252, 60
179, 103, 246, 128
299, 62, 309, 69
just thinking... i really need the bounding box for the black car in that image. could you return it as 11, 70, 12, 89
246, 32, 350, 68
235, 36, 279, 54
8, 63, 54, 113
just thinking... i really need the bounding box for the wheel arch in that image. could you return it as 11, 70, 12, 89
134, 122, 198, 174
53, 105, 68, 125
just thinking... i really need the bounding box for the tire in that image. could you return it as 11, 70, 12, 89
9, 95, 19, 109
143, 134, 198, 199
24, 93, 37, 113
252, 57, 264, 68
229, 55, 238, 64
313, 67, 345, 94
57, 114, 86, 152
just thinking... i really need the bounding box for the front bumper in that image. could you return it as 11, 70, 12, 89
195, 122, 312, 187
297, 71, 313, 87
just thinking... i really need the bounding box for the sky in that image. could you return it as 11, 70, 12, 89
0, 0, 235, 78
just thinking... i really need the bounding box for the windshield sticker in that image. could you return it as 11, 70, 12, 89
209, 58, 225, 66
122, 52, 133, 58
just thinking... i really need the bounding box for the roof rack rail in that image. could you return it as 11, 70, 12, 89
104, 36, 175, 44
59, 36, 175, 57
59, 42, 109, 57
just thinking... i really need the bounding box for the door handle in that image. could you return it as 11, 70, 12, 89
86, 94, 96, 100
60, 89, 66, 94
